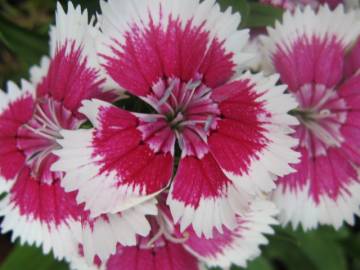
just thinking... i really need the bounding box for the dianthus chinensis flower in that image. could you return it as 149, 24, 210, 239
260, 0, 359, 11
69, 196, 278, 270
53, 0, 299, 238
0, 3, 159, 262
260, 5, 360, 229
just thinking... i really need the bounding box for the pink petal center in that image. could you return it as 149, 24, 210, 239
139, 76, 220, 158
17, 97, 81, 184
292, 83, 347, 156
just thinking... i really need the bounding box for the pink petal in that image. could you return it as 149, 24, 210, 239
36, 42, 105, 117
274, 147, 360, 229
167, 153, 249, 238
209, 75, 299, 193
53, 100, 173, 217
106, 242, 199, 270
344, 38, 360, 79
0, 85, 34, 181
99, 0, 243, 97
0, 166, 81, 260
273, 35, 344, 91
183, 199, 278, 268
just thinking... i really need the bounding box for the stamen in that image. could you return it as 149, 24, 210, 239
163, 231, 189, 244
159, 80, 177, 105
204, 115, 215, 132
145, 214, 190, 249
35, 105, 60, 132
182, 79, 202, 110
145, 226, 165, 249
23, 124, 61, 141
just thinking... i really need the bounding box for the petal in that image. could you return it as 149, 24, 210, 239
260, 5, 360, 90
34, 2, 118, 116
98, 0, 251, 96
0, 177, 12, 195
338, 74, 360, 164
273, 147, 360, 230
0, 81, 35, 181
167, 152, 251, 238
344, 38, 360, 79
53, 100, 174, 217
78, 199, 157, 264
183, 199, 278, 268
209, 72, 299, 194
105, 242, 200, 270
0, 167, 81, 260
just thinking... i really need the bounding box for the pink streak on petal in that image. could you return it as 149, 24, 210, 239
10, 166, 83, 225
37, 42, 105, 116
344, 39, 360, 79
277, 147, 309, 192
0, 93, 34, 180
171, 153, 230, 208
102, 13, 234, 96
209, 80, 269, 176
280, 147, 358, 204
183, 226, 235, 260
106, 242, 199, 270
199, 38, 235, 88
93, 106, 173, 195
338, 74, 360, 164
273, 35, 344, 91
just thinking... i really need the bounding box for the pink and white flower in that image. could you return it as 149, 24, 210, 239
260, 0, 359, 11
69, 197, 278, 270
53, 0, 299, 238
0, 3, 157, 262
260, 5, 360, 229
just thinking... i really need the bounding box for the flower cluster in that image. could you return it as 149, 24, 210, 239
0, 0, 359, 269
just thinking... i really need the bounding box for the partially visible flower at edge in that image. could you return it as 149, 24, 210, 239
69, 196, 278, 270
260, 5, 360, 229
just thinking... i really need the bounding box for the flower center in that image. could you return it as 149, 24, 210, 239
292, 84, 347, 155
139, 75, 220, 158
17, 97, 81, 183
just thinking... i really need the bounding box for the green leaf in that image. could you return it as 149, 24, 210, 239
247, 3, 284, 28
263, 226, 317, 270
218, 0, 250, 27
292, 227, 348, 270
0, 15, 48, 65
0, 245, 68, 270
233, 257, 274, 270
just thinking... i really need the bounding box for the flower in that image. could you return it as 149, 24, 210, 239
53, 0, 299, 238
0, 3, 157, 262
260, 5, 360, 229
69, 197, 278, 270
259, 0, 358, 11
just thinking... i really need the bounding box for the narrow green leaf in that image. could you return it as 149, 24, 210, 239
247, 3, 284, 28
0, 245, 68, 270
0, 15, 48, 65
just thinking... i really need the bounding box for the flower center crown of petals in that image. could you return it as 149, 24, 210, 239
138, 74, 220, 158
290, 83, 347, 155
17, 97, 81, 183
